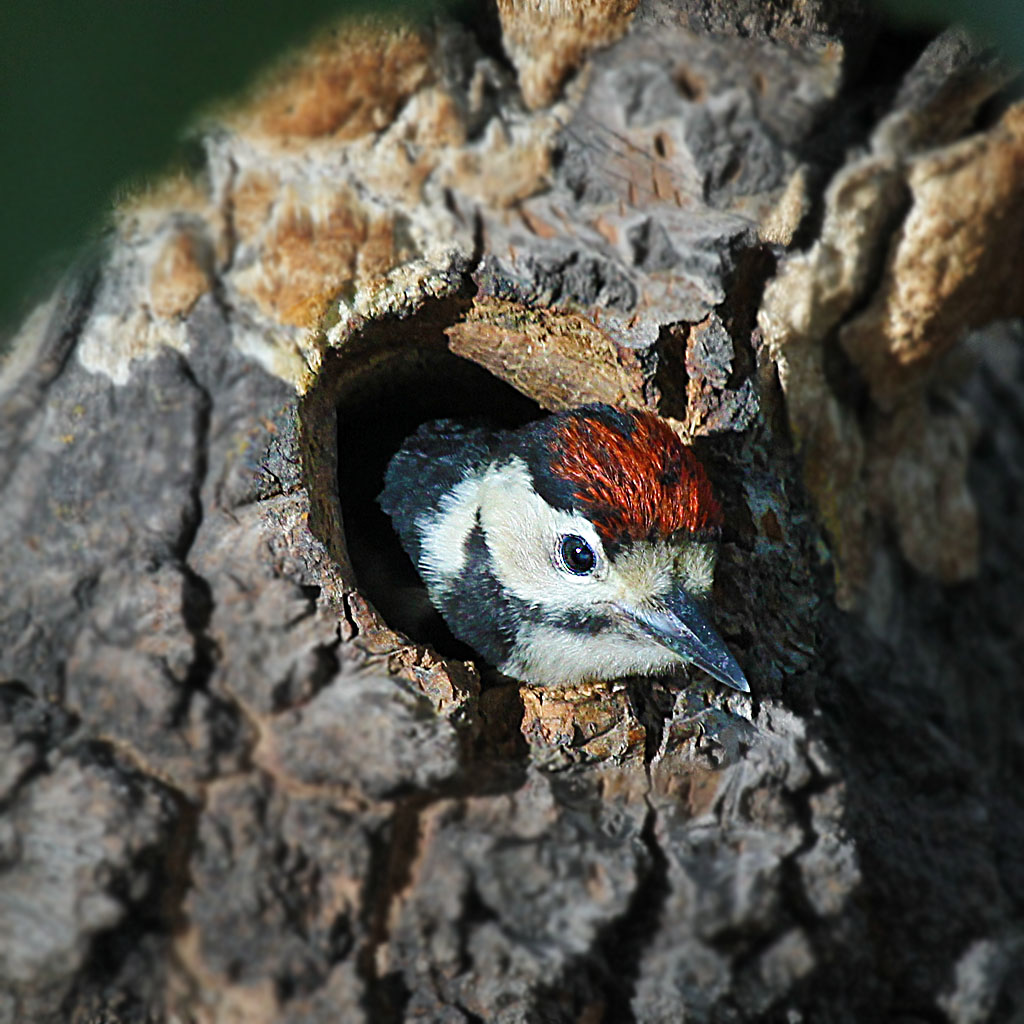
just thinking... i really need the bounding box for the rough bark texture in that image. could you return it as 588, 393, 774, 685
2, 5, 1023, 1023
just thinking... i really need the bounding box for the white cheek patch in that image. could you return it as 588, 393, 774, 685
415, 473, 483, 588
476, 458, 613, 609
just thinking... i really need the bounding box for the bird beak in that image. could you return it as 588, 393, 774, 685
619, 588, 750, 692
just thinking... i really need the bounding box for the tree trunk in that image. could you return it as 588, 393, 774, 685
2, 5, 1023, 1023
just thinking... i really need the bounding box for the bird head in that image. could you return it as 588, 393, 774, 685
380, 404, 748, 692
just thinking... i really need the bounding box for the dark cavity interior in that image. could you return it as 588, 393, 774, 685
332, 299, 541, 659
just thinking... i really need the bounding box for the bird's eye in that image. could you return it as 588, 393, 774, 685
558, 534, 597, 575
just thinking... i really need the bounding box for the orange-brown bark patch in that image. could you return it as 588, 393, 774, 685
238, 189, 399, 327
149, 230, 211, 318
841, 104, 1024, 411
446, 298, 648, 411
497, 0, 639, 109
249, 25, 434, 142
231, 171, 278, 243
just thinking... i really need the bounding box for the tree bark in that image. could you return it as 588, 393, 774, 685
2, 5, 1023, 1023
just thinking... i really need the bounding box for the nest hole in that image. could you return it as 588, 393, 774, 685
307, 296, 541, 660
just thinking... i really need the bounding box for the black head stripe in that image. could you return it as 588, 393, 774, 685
435, 519, 530, 667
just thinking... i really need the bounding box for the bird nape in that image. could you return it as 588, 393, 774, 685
378, 403, 748, 692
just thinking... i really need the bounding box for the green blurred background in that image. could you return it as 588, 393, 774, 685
0, 0, 1019, 338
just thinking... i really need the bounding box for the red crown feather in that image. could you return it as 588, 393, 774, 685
550, 409, 723, 544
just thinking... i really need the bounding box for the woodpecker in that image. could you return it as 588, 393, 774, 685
378, 404, 748, 692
